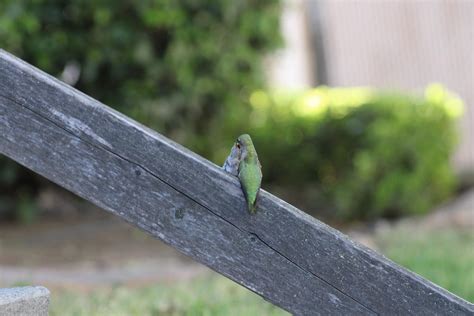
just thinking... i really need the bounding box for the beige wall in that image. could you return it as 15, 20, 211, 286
265, 0, 314, 89
319, 0, 474, 170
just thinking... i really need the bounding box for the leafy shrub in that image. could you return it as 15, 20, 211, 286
0, 0, 281, 141
0, 0, 282, 220
211, 84, 463, 220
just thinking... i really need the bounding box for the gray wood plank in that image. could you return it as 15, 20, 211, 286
0, 50, 472, 315
0, 94, 372, 316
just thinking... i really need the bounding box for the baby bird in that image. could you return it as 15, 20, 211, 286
236, 134, 262, 213
222, 134, 262, 213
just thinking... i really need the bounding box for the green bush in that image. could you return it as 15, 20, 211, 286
0, 0, 281, 220
0, 1, 462, 222
0, 0, 281, 140
211, 84, 463, 220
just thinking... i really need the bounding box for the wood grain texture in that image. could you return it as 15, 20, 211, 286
0, 50, 472, 315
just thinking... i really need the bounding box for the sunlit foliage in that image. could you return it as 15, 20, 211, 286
214, 85, 462, 220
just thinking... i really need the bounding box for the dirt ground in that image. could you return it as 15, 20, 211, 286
0, 189, 208, 290
1, 187, 472, 291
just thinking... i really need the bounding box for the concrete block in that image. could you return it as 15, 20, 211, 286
0, 286, 50, 316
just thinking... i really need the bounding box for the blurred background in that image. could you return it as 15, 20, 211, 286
0, 0, 472, 314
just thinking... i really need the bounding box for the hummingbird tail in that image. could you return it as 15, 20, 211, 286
248, 201, 257, 214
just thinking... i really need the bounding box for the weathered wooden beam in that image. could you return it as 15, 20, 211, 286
0, 50, 472, 315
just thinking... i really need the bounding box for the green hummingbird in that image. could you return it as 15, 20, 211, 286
235, 134, 262, 214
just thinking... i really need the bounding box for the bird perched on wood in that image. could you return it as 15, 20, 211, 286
223, 134, 262, 214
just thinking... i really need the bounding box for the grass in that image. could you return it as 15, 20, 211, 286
377, 227, 474, 303
50, 276, 289, 316
48, 226, 473, 314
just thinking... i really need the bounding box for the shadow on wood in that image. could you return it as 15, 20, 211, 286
0, 50, 472, 315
